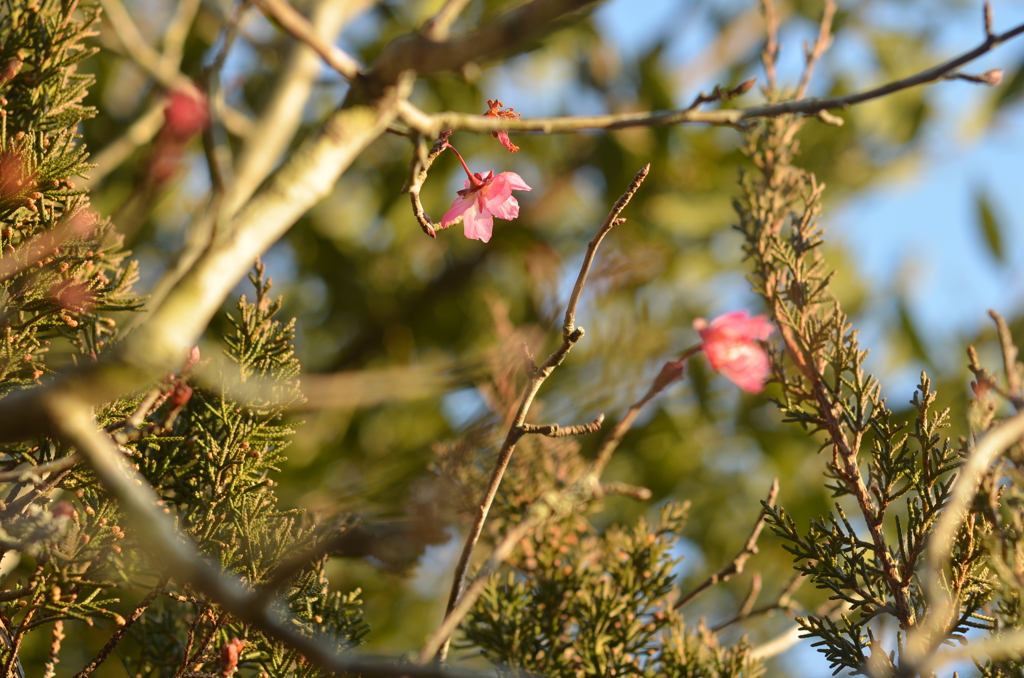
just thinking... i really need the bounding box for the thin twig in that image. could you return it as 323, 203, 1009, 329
255, 0, 361, 80
674, 478, 779, 609
564, 165, 649, 336
712, 573, 805, 633
40, 620, 63, 678
422, 0, 475, 41
990, 309, 1023, 408
520, 414, 605, 438
794, 0, 836, 100
0, 454, 81, 483
73, 579, 167, 678
397, 18, 1024, 138
403, 131, 451, 238
433, 164, 650, 662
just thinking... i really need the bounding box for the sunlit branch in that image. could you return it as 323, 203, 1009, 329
0, 83, 407, 444
396, 17, 1024, 138
255, 0, 361, 81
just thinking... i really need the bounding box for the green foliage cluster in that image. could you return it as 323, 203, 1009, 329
0, 0, 139, 391
462, 503, 762, 678
729, 110, 1024, 676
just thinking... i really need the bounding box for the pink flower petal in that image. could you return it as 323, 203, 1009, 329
480, 176, 513, 212
499, 172, 532, 192
489, 195, 520, 221
442, 194, 475, 228
716, 344, 771, 393
462, 204, 494, 242
495, 131, 519, 153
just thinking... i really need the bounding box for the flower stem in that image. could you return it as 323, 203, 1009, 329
445, 143, 482, 188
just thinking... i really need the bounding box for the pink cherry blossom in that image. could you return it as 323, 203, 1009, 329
693, 310, 775, 393
442, 170, 531, 243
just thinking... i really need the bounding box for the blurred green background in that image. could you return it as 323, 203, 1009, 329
70, 0, 1024, 674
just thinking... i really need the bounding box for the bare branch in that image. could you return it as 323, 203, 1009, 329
433, 164, 650, 662
990, 309, 1024, 407
229, 0, 371, 214
563, 164, 649, 336
674, 478, 779, 609
99, 0, 199, 94
421, 0, 475, 42
255, 0, 362, 81
402, 131, 452, 238
520, 413, 605, 438
366, 0, 602, 88
794, 0, 836, 100
398, 19, 1024, 137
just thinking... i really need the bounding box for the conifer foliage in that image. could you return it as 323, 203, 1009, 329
0, 3, 367, 674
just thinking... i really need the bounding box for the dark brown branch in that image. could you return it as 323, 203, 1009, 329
674, 478, 779, 610
432, 164, 650, 662
366, 0, 601, 87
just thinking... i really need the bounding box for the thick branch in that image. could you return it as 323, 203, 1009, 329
0, 85, 406, 443
49, 395, 534, 678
